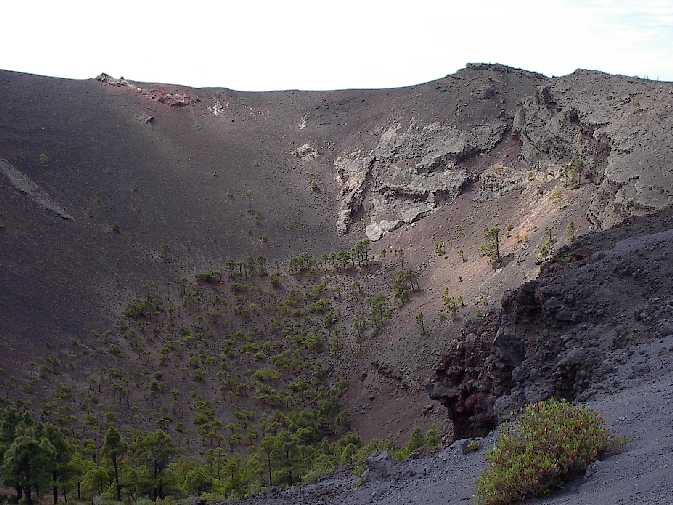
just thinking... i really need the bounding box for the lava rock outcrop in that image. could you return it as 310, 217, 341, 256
336, 121, 506, 240
430, 208, 673, 438
514, 70, 673, 229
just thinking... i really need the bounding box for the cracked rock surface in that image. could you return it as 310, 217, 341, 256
333, 67, 673, 240
336, 121, 507, 240
514, 70, 673, 229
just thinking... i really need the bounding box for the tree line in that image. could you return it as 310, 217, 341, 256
0, 406, 178, 505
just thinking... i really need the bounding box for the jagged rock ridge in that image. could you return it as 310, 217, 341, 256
334, 66, 673, 241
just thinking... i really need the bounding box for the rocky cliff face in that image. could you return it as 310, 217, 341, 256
335, 120, 510, 240
514, 70, 673, 229
429, 208, 673, 437
332, 67, 673, 243
331, 63, 545, 240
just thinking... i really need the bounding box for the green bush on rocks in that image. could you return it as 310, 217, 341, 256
476, 399, 617, 505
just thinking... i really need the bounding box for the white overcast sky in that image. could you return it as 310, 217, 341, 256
2, 0, 673, 90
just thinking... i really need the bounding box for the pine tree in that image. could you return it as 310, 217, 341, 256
43, 424, 72, 505
369, 295, 390, 332
351, 240, 371, 267
480, 226, 501, 269
260, 435, 275, 487
81, 464, 109, 505
2, 427, 56, 505
102, 427, 126, 501
131, 430, 175, 501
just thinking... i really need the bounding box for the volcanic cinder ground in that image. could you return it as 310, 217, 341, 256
2, 63, 673, 504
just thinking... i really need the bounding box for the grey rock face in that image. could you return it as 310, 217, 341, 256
335, 121, 506, 239
334, 153, 375, 235
514, 71, 673, 229
332, 68, 673, 241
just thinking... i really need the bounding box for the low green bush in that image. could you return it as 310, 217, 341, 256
465, 438, 481, 453
123, 296, 162, 319
475, 399, 617, 505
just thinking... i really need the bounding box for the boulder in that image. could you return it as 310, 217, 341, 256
363, 451, 394, 481
95, 73, 128, 87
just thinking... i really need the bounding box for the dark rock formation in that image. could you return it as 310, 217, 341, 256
430, 208, 673, 438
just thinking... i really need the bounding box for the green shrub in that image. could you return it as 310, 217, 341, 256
301, 452, 339, 483
442, 290, 464, 320
369, 294, 390, 331
309, 298, 330, 314
253, 368, 280, 382
292, 333, 323, 352
352, 439, 393, 475
390, 427, 439, 461
240, 342, 260, 354
270, 273, 283, 289
537, 227, 556, 262
480, 226, 501, 269
475, 399, 616, 505
350, 427, 440, 474
123, 295, 162, 319
392, 270, 420, 305
550, 187, 563, 203
351, 239, 371, 267
108, 343, 122, 357
289, 254, 316, 274
563, 159, 583, 189
465, 439, 481, 453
